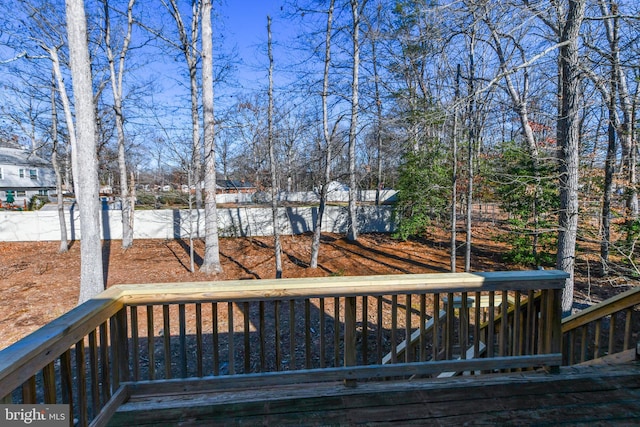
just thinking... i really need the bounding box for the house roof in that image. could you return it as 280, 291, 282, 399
218, 180, 255, 190
0, 147, 50, 167
0, 147, 56, 190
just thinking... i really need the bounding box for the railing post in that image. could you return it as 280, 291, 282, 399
544, 288, 562, 374
344, 296, 357, 388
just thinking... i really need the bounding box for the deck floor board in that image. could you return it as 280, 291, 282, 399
108, 362, 640, 426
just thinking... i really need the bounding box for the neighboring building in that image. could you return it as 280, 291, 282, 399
217, 179, 256, 194
0, 147, 56, 206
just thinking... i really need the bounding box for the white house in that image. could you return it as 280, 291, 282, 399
0, 146, 56, 206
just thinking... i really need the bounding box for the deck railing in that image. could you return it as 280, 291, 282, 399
0, 270, 568, 426
562, 286, 640, 365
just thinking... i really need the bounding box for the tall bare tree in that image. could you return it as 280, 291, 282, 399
163, 0, 203, 210
267, 16, 283, 278
347, 0, 366, 242
556, 0, 586, 313
103, 0, 136, 249
200, 0, 222, 274
310, 0, 336, 269
65, 0, 105, 303
50, 71, 69, 253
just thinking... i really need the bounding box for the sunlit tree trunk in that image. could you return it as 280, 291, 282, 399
267, 16, 283, 278
556, 0, 586, 314
347, 0, 364, 242
65, 0, 105, 303
103, 0, 135, 249
200, 0, 222, 274
310, 0, 335, 269
50, 71, 68, 253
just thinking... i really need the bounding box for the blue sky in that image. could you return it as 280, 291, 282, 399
218, 0, 295, 92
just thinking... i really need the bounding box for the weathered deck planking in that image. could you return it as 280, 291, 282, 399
107, 362, 640, 426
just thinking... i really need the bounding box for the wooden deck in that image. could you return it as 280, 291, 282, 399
108, 359, 640, 426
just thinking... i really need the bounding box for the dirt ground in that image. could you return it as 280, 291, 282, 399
0, 213, 635, 351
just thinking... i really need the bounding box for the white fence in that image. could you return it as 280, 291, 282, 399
0, 205, 396, 242
215, 189, 397, 205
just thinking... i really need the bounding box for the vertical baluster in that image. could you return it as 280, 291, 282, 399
76, 340, 87, 427
567, 330, 575, 365
275, 300, 281, 371
88, 330, 99, 413
623, 308, 632, 350
162, 305, 171, 379
117, 308, 130, 383
580, 325, 587, 363
21, 375, 36, 403
43, 361, 57, 404
445, 292, 454, 360
289, 299, 296, 370
608, 314, 616, 355
320, 298, 326, 368
376, 296, 383, 364
461, 292, 469, 360
391, 295, 398, 363
179, 304, 187, 378
433, 293, 440, 361
344, 296, 356, 387
362, 296, 368, 365
130, 306, 139, 381
243, 302, 250, 374
305, 299, 312, 368
594, 320, 602, 359
146, 306, 155, 381
212, 303, 219, 376
259, 301, 266, 372
513, 291, 522, 357
525, 290, 535, 355
500, 291, 508, 357
99, 323, 110, 402
487, 291, 495, 358
109, 316, 120, 389
419, 294, 426, 362
404, 294, 412, 363
196, 303, 203, 377
228, 301, 235, 375
60, 349, 74, 417
474, 291, 481, 360
334, 297, 340, 366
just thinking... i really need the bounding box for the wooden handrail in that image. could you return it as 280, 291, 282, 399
116, 271, 567, 305
0, 270, 568, 426
0, 287, 124, 395
562, 286, 640, 332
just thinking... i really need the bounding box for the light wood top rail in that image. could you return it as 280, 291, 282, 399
562, 286, 640, 332
116, 270, 568, 305
0, 287, 125, 395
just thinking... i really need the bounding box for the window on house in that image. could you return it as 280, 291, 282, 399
19, 169, 25, 178
17, 190, 26, 197
0, 168, 3, 179
38, 189, 48, 196
29, 169, 38, 180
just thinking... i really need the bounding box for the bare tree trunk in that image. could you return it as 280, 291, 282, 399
267, 16, 283, 278
601, 69, 617, 276
347, 0, 363, 242
465, 31, 477, 273
451, 64, 461, 273
556, 0, 586, 314
310, 0, 335, 269
200, 0, 222, 274
104, 0, 135, 249
50, 71, 68, 253
65, 0, 105, 303
167, 0, 202, 211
